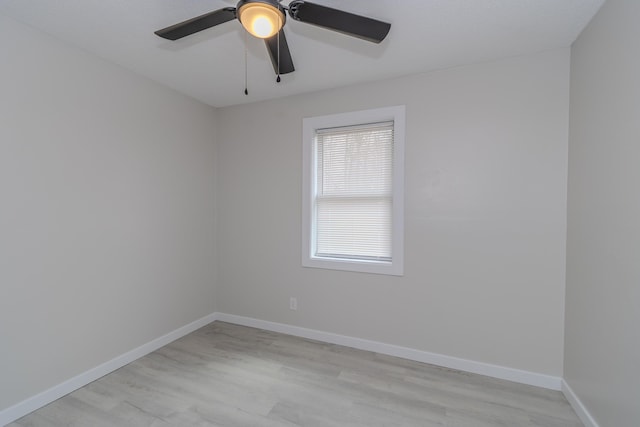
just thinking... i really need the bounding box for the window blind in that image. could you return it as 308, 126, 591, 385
314, 121, 394, 261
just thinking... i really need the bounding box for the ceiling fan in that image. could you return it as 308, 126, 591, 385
154, 0, 391, 77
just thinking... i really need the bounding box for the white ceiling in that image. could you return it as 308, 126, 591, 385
0, 0, 604, 108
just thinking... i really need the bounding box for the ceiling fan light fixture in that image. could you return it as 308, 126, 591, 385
237, 0, 285, 39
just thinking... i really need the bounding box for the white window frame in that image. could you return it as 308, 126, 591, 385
302, 105, 405, 276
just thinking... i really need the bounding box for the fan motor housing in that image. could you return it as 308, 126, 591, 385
288, 1, 304, 20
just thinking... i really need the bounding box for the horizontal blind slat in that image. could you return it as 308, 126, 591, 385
314, 120, 394, 261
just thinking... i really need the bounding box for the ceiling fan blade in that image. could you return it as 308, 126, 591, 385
265, 30, 295, 75
287, 1, 390, 43
155, 7, 237, 40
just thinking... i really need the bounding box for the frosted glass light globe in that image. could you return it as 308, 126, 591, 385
238, 2, 284, 39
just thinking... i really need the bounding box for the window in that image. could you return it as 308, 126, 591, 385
302, 106, 405, 275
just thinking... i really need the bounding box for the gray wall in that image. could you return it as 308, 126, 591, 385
216, 49, 570, 377
0, 16, 218, 410
566, 0, 640, 425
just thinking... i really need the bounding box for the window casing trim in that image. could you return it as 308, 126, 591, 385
302, 106, 405, 276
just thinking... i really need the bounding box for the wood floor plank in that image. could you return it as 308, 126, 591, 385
9, 322, 582, 426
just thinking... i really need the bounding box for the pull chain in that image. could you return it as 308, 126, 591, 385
244, 29, 249, 95
276, 15, 281, 83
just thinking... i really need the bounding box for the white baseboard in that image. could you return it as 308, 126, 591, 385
0, 312, 218, 427
1, 311, 567, 426
561, 379, 600, 427
216, 313, 563, 391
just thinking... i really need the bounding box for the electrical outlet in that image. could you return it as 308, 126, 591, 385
289, 297, 297, 311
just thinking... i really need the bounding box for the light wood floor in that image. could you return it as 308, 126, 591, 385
10, 322, 582, 426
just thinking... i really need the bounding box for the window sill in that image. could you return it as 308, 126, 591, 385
302, 255, 403, 276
